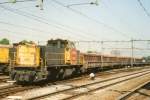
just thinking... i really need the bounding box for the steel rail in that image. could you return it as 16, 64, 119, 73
118, 80, 150, 100
62, 71, 150, 100
0, 85, 39, 98
1, 67, 149, 99
29, 69, 150, 100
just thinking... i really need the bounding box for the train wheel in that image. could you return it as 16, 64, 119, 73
59, 69, 65, 80
48, 68, 58, 80
10, 71, 16, 80
29, 72, 36, 82
14, 73, 20, 82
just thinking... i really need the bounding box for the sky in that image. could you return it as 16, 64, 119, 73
0, 0, 150, 56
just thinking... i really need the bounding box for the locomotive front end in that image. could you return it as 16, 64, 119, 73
10, 42, 47, 83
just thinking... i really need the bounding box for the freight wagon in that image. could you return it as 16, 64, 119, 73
80, 53, 142, 72
9, 39, 144, 83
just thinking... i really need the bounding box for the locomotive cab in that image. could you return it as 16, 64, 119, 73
46, 39, 79, 66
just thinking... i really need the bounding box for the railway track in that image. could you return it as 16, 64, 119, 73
118, 81, 150, 100
0, 73, 3, 75
52, 67, 147, 85
0, 84, 39, 98
0, 67, 144, 99
0, 77, 9, 83
0, 67, 148, 99
28, 69, 150, 100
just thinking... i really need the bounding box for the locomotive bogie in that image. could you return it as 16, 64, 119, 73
10, 68, 48, 82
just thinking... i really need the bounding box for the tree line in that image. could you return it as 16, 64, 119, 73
0, 38, 10, 45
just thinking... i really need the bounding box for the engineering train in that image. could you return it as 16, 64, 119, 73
7, 39, 145, 83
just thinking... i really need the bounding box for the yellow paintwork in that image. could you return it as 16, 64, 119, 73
0, 47, 9, 63
64, 48, 71, 64
16, 44, 40, 67
80, 54, 84, 65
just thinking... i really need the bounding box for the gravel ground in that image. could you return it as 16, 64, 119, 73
61, 68, 149, 87
127, 83, 150, 100
74, 72, 150, 100
5, 84, 72, 100
0, 83, 13, 88
0, 76, 9, 79
3, 67, 150, 100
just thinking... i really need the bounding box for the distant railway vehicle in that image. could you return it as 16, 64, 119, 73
0, 44, 11, 73
9, 39, 145, 83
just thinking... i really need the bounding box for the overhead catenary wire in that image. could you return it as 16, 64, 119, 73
0, 20, 55, 35
0, 5, 93, 40
0, 0, 129, 38
0, 25, 149, 57
0, 5, 66, 38
101, 0, 144, 39
0, 0, 147, 40
66, 1, 98, 7
137, 0, 150, 18
46, 0, 101, 40
42, 1, 105, 40
0, 0, 95, 38
0, 0, 43, 10
52, 0, 130, 38
0, 29, 33, 41
0, 0, 149, 57
0, 3, 100, 40
0, 0, 36, 4
0, 20, 82, 41
0, 29, 49, 44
